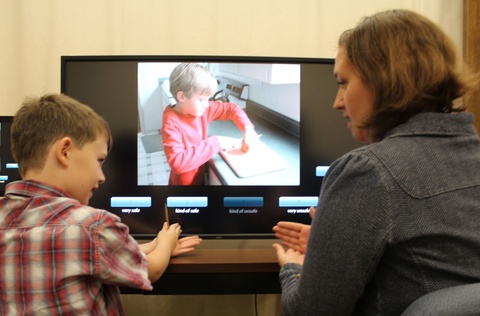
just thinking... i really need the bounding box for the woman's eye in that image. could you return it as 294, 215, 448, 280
336, 81, 347, 89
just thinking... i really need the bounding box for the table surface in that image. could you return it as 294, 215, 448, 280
166, 243, 280, 273
123, 239, 282, 295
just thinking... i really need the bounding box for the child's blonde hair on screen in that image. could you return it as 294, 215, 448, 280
169, 63, 218, 100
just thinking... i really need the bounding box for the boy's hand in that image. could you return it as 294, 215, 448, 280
156, 222, 182, 255
217, 135, 242, 151
241, 129, 261, 152
171, 236, 203, 257
146, 222, 182, 282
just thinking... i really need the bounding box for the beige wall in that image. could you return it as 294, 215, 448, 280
0, 0, 462, 115
0, 1, 464, 316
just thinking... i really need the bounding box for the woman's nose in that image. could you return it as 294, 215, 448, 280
333, 89, 344, 110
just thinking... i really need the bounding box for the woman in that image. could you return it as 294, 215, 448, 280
273, 9, 480, 315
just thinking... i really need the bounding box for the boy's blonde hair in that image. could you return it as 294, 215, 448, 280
11, 93, 112, 177
169, 63, 218, 101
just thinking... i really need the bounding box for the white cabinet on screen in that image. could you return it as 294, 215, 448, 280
218, 63, 300, 84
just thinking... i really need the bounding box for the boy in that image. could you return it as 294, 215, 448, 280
0, 94, 201, 315
161, 63, 260, 185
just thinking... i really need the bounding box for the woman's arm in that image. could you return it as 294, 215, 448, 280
277, 152, 390, 315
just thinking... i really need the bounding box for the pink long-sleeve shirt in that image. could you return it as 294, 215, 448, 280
161, 101, 253, 185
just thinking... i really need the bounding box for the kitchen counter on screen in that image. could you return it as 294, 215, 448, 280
207, 112, 299, 186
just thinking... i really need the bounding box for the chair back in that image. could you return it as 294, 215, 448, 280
401, 283, 480, 315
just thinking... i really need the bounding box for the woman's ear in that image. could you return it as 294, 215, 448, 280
55, 137, 73, 167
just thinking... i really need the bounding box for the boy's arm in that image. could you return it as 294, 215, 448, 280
139, 233, 202, 282
241, 125, 260, 152
208, 101, 253, 131
145, 223, 181, 282
139, 239, 157, 254
140, 235, 202, 256
209, 102, 260, 152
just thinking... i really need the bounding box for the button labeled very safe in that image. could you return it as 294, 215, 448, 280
110, 197, 152, 208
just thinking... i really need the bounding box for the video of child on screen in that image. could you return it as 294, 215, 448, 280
137, 62, 300, 186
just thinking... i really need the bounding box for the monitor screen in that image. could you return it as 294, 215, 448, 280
60, 55, 362, 238
0, 116, 21, 195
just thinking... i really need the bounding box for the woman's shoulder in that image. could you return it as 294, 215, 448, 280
326, 146, 383, 183
326, 140, 413, 189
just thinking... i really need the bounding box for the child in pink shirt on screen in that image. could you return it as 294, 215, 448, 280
161, 63, 260, 185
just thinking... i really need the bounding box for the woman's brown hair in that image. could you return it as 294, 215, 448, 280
339, 9, 479, 140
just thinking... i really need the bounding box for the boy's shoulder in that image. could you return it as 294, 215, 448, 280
3, 180, 121, 227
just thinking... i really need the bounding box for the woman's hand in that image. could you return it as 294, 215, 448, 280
273, 221, 311, 254
272, 243, 305, 266
272, 206, 316, 254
